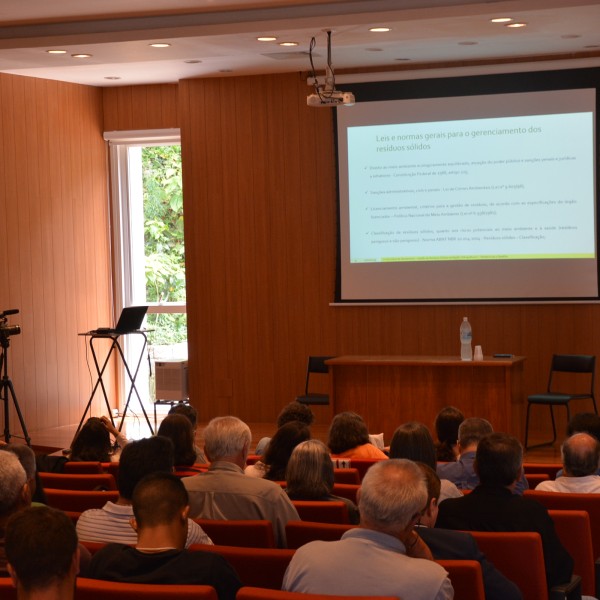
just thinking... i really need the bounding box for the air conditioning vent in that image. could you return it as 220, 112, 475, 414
155, 360, 188, 401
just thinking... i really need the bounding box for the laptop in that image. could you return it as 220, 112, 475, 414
93, 306, 148, 334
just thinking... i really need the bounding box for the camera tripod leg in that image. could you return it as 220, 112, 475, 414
1, 376, 31, 446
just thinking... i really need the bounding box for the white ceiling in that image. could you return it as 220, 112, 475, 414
0, 0, 599, 87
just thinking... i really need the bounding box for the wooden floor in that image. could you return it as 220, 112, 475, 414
24, 414, 562, 463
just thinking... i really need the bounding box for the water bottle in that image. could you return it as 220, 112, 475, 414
460, 317, 473, 361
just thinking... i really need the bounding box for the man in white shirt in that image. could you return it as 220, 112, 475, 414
536, 432, 600, 493
282, 459, 454, 600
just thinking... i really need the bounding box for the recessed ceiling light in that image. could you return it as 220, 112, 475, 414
490, 17, 512, 24
71, 53, 92, 58
506, 22, 527, 28
219, 69, 233, 73
46, 49, 67, 54
395, 58, 411, 62
279, 41, 298, 47
257, 36, 277, 42
369, 27, 390, 33
184, 59, 202, 64
458, 41, 478, 46
104, 76, 121, 80
584, 44, 600, 49
365, 48, 384, 52
149, 43, 171, 48
561, 34, 582, 39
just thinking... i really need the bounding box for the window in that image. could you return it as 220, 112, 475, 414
105, 129, 186, 409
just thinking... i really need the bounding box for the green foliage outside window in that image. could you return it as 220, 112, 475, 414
142, 145, 187, 345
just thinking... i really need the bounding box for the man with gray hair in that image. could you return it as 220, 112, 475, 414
0, 451, 30, 576
282, 459, 453, 600
182, 416, 299, 547
536, 432, 600, 493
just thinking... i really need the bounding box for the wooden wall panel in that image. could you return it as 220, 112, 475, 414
0, 74, 113, 440
102, 84, 178, 131
180, 71, 600, 441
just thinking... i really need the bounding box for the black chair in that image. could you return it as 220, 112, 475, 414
525, 354, 597, 449
296, 356, 334, 406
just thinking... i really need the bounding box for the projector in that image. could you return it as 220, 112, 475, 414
307, 90, 355, 108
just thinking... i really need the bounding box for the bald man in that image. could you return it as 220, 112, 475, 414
536, 432, 600, 493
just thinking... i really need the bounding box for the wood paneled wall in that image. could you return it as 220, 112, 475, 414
103, 84, 178, 131
179, 72, 600, 440
0, 74, 113, 437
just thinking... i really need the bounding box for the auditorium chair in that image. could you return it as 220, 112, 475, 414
63, 461, 104, 474
290, 500, 349, 523
436, 559, 485, 600
549, 509, 597, 597
189, 545, 295, 589
236, 587, 397, 600
0, 578, 218, 600
524, 472, 550, 488
346, 458, 385, 481
193, 519, 276, 548
333, 468, 360, 484
285, 520, 355, 549
524, 354, 596, 449
524, 489, 600, 560
470, 530, 581, 600
330, 483, 360, 504
44, 488, 118, 512
75, 579, 218, 599
523, 462, 562, 480
39, 472, 117, 491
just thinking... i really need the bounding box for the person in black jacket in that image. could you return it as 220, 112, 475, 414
416, 463, 522, 600
86, 472, 241, 600
436, 432, 573, 589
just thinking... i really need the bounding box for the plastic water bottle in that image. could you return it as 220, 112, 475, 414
460, 317, 473, 361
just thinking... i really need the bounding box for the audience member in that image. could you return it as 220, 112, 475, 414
0, 444, 46, 505
182, 416, 299, 547
245, 421, 310, 480
5, 506, 79, 600
86, 473, 241, 600
436, 432, 573, 589
69, 416, 126, 462
168, 402, 207, 463
434, 406, 464, 462
0, 452, 30, 576
76, 436, 211, 547
437, 417, 529, 495
282, 459, 453, 599
254, 401, 315, 456
327, 411, 388, 460
157, 414, 197, 467
285, 439, 360, 524
389, 421, 461, 502
536, 432, 600, 493
416, 463, 522, 600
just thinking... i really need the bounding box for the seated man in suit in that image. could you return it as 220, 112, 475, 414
417, 463, 522, 600
536, 432, 600, 493
182, 416, 299, 547
436, 432, 573, 589
86, 472, 241, 600
5, 506, 79, 600
282, 459, 453, 600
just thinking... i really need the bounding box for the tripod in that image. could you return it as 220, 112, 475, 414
0, 335, 31, 445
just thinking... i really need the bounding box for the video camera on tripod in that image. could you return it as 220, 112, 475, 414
0, 309, 21, 342
0, 308, 29, 445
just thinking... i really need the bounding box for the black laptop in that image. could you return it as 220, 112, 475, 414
93, 306, 148, 334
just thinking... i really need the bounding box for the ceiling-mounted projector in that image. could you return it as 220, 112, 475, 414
307, 90, 355, 107
307, 31, 355, 108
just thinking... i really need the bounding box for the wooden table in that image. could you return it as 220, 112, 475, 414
326, 355, 526, 443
